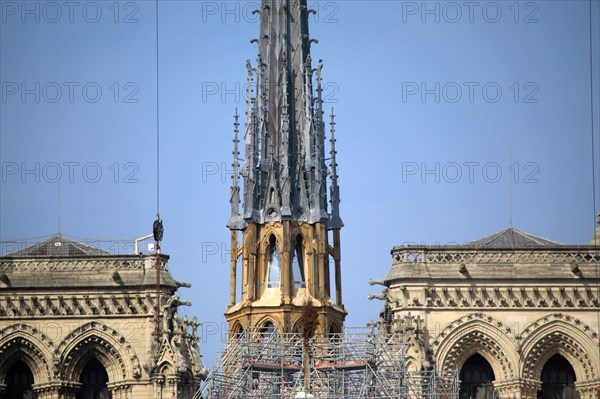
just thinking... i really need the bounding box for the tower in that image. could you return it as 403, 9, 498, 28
225, 0, 345, 335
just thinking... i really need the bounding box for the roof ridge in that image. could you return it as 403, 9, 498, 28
468, 227, 562, 248
3, 234, 110, 257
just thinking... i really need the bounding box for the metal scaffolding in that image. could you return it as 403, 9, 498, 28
196, 328, 458, 399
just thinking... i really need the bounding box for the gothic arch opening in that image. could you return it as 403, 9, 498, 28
76, 358, 110, 399
537, 354, 579, 399
4, 360, 34, 399
260, 320, 276, 339
328, 322, 341, 338
267, 236, 280, 288
292, 235, 306, 290
231, 322, 244, 337
327, 253, 335, 298
459, 353, 495, 399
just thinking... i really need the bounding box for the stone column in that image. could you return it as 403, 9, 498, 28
332, 228, 342, 306
152, 375, 165, 399
229, 230, 238, 306
520, 379, 542, 399
245, 224, 258, 301
108, 383, 133, 399
575, 379, 600, 399
280, 221, 291, 304
166, 375, 181, 399
493, 379, 525, 399
316, 223, 327, 300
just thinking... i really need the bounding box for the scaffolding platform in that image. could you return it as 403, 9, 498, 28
196, 327, 458, 399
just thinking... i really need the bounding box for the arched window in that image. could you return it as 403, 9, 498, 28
328, 323, 341, 339
4, 360, 34, 399
459, 353, 495, 399
231, 323, 244, 337
292, 236, 306, 288
267, 236, 280, 288
260, 321, 276, 340
537, 354, 578, 399
328, 254, 335, 298
77, 358, 110, 399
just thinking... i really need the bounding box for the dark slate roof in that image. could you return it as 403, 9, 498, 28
3, 234, 109, 257
467, 227, 561, 248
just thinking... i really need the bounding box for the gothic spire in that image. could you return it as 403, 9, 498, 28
231, 0, 340, 228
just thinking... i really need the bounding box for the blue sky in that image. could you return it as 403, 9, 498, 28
1, 0, 599, 368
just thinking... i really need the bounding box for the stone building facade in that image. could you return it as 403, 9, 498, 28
0, 234, 206, 399
373, 227, 600, 399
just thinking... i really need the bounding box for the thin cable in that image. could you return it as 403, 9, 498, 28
156, 0, 160, 215
509, 145, 512, 229
589, 0, 600, 370
153, 0, 162, 367
57, 150, 61, 236
591, 0, 597, 225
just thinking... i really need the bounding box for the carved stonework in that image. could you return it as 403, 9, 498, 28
0, 246, 203, 399
381, 232, 600, 399
0, 293, 156, 318
393, 285, 599, 310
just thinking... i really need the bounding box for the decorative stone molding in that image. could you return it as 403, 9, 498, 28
0, 323, 56, 382
575, 379, 600, 399
490, 378, 543, 399
518, 313, 598, 343
391, 247, 600, 265
518, 313, 599, 382
392, 285, 598, 310
53, 321, 142, 380
0, 294, 156, 318
434, 313, 517, 380
0, 256, 168, 273
522, 330, 596, 381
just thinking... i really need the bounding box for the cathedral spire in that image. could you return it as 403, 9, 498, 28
236, 0, 334, 226
226, 0, 346, 335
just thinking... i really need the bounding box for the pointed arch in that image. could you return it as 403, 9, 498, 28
77, 358, 110, 399
0, 323, 55, 382
4, 360, 34, 399
404, 356, 418, 373
266, 235, 281, 288
54, 322, 142, 381
434, 313, 517, 381
520, 315, 599, 382
292, 234, 306, 289
251, 316, 279, 336
327, 321, 341, 337
230, 321, 245, 337
459, 353, 496, 399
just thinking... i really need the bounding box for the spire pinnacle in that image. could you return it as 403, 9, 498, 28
329, 108, 343, 229
227, 109, 247, 230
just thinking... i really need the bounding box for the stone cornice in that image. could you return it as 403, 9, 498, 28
0, 293, 165, 318
390, 247, 600, 265
0, 254, 169, 272
387, 285, 599, 310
